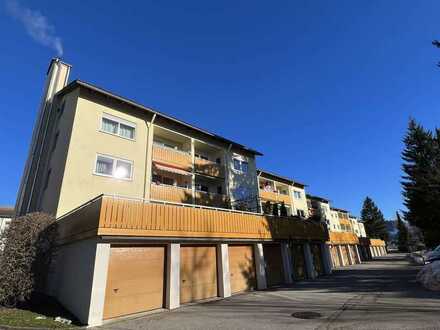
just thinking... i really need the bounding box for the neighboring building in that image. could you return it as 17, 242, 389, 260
0, 207, 14, 236
17, 59, 332, 326
0, 207, 14, 249
257, 170, 309, 218
307, 194, 332, 224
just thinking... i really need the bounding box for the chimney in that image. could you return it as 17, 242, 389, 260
16, 58, 72, 215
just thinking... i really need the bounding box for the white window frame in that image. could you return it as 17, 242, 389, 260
232, 157, 249, 174
93, 154, 134, 181
100, 113, 136, 141
294, 191, 302, 199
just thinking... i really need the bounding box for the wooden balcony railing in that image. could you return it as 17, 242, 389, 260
195, 190, 229, 208
150, 184, 193, 204
194, 158, 224, 178
56, 195, 329, 243
152, 145, 192, 170
259, 190, 291, 204
328, 231, 359, 245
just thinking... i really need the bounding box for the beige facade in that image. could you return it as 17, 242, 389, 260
21, 60, 262, 218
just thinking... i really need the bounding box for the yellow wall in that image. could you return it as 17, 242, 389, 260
55, 92, 150, 217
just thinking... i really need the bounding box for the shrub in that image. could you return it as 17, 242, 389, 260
0, 213, 57, 307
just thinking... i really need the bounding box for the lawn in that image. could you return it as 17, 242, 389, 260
0, 294, 81, 329
0, 307, 79, 328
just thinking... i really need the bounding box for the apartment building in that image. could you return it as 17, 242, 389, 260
0, 207, 14, 248
17, 59, 332, 326
257, 170, 308, 218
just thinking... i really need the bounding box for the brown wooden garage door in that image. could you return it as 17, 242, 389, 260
291, 244, 306, 280
103, 246, 165, 320
310, 243, 324, 276
330, 245, 340, 267
228, 245, 256, 293
180, 245, 218, 304
341, 245, 350, 265
263, 244, 284, 287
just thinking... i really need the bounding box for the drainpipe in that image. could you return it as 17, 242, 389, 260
224, 144, 232, 207
143, 113, 157, 201
257, 171, 262, 214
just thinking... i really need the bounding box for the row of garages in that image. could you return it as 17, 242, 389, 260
50, 239, 332, 325
328, 242, 387, 268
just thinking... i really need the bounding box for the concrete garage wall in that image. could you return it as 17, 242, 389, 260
51, 238, 104, 325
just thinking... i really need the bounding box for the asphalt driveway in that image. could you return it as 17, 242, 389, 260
97, 253, 440, 330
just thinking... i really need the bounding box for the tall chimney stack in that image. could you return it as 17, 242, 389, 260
16, 58, 72, 215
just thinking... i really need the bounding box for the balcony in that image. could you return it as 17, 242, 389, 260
328, 231, 359, 245
150, 183, 192, 204
195, 190, 229, 208
152, 144, 192, 171
259, 190, 291, 204
56, 195, 329, 243
194, 158, 224, 178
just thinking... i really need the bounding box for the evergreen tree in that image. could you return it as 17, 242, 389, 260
272, 203, 279, 216
360, 197, 389, 241
401, 119, 440, 247
280, 201, 288, 217
396, 211, 409, 252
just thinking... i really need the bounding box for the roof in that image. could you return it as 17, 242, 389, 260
306, 194, 330, 203
257, 169, 307, 187
0, 207, 15, 218
331, 207, 349, 213
57, 80, 263, 156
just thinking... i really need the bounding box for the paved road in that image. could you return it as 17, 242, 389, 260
99, 254, 440, 330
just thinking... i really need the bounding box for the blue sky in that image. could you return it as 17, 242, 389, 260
1, 0, 439, 218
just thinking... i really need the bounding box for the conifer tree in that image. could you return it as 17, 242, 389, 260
396, 211, 409, 252
401, 119, 440, 247
360, 197, 389, 241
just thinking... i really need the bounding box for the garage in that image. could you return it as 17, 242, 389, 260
341, 245, 350, 265
291, 244, 306, 280
263, 244, 284, 287
330, 245, 340, 267
228, 245, 256, 293
310, 243, 324, 276
103, 246, 165, 320
180, 245, 218, 304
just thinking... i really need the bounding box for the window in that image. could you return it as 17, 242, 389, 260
162, 177, 174, 186
217, 186, 223, 194
241, 161, 248, 173
95, 155, 133, 180
233, 158, 241, 171
195, 153, 209, 161
196, 184, 209, 193
101, 114, 136, 140
216, 158, 221, 164
294, 191, 302, 199
297, 209, 305, 217
233, 158, 248, 173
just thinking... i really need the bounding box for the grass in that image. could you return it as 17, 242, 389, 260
0, 294, 81, 329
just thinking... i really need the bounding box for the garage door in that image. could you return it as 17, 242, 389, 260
341, 245, 350, 265
103, 246, 165, 320
180, 245, 218, 304
330, 245, 340, 267
291, 244, 306, 280
263, 244, 284, 287
310, 243, 324, 276
228, 245, 256, 293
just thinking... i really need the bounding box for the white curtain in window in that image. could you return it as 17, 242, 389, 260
96, 156, 113, 175
119, 123, 135, 139
102, 118, 118, 134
